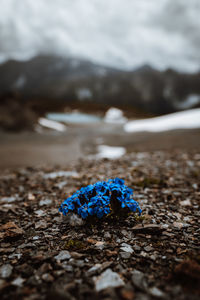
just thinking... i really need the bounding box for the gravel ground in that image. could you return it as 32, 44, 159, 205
0, 151, 200, 300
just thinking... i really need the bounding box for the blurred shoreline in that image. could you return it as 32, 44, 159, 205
1, 125, 200, 170
0, 55, 200, 130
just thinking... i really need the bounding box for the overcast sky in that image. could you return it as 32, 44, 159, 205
0, 0, 199, 72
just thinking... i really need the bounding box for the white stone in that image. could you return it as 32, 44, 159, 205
149, 287, 166, 298
35, 209, 45, 217
55, 250, 71, 261
39, 199, 52, 206
11, 277, 25, 287
0, 264, 13, 279
180, 199, 191, 206
43, 171, 78, 179
94, 269, 124, 292
120, 243, 134, 254
87, 264, 102, 276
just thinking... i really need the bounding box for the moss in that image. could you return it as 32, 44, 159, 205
133, 177, 165, 188
133, 214, 146, 222
64, 239, 87, 250
191, 170, 200, 179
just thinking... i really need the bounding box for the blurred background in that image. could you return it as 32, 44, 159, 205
0, 0, 200, 169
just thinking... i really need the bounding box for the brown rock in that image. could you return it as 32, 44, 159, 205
0, 222, 24, 240
131, 224, 165, 235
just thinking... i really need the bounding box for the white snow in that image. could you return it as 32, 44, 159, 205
124, 108, 200, 133
104, 108, 127, 124
175, 94, 200, 110
96, 145, 126, 159
38, 117, 67, 132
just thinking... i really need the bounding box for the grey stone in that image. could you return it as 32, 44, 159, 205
133, 245, 141, 252
8, 253, 22, 260
95, 241, 105, 250
62, 264, 73, 272
43, 171, 78, 179
0, 196, 20, 203
63, 213, 84, 226
87, 264, 102, 276
120, 252, 131, 259
120, 243, 134, 253
132, 270, 148, 291
54, 250, 71, 261
55, 181, 68, 189
39, 199, 52, 206
11, 277, 25, 287
0, 264, 13, 279
35, 209, 45, 217
149, 287, 166, 298
144, 246, 153, 252
94, 268, 124, 292
104, 232, 111, 239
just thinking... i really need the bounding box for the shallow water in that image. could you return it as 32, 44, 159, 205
46, 112, 101, 124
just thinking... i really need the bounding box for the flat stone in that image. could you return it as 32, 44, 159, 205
104, 232, 111, 239
132, 269, 148, 290
144, 246, 153, 252
55, 181, 68, 189
66, 213, 84, 226
54, 250, 71, 261
120, 252, 131, 259
133, 245, 141, 252
8, 253, 22, 260
180, 199, 191, 206
43, 171, 78, 179
150, 255, 157, 261
27, 193, 36, 201
0, 222, 24, 239
11, 277, 25, 287
173, 222, 184, 229
70, 259, 85, 267
120, 243, 134, 254
62, 264, 73, 272
35, 209, 45, 217
41, 273, 54, 282
149, 287, 166, 298
95, 241, 105, 250
132, 224, 164, 235
0, 264, 13, 279
39, 199, 52, 206
87, 264, 102, 276
94, 268, 124, 292
0, 196, 19, 203
35, 220, 47, 229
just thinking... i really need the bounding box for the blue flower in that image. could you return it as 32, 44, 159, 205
59, 178, 142, 220
78, 203, 89, 219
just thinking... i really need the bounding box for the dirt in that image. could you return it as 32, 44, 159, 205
0, 150, 200, 299
0, 125, 200, 170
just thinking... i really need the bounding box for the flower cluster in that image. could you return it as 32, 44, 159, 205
59, 178, 142, 219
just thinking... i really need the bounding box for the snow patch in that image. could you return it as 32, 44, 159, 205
104, 108, 127, 124
124, 109, 200, 133
38, 117, 67, 132
96, 145, 126, 159
176, 94, 200, 110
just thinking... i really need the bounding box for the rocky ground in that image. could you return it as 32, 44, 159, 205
0, 151, 200, 300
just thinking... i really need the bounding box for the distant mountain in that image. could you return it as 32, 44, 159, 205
0, 55, 200, 115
